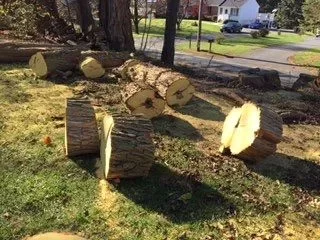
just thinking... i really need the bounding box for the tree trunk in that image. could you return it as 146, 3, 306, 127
220, 103, 283, 162
133, 0, 140, 34
76, 0, 95, 35
65, 99, 100, 157
0, 41, 66, 63
120, 60, 195, 106
100, 113, 155, 179
99, 0, 135, 51
30, 50, 129, 78
161, 0, 180, 65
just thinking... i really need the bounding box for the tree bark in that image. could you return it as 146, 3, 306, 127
76, 0, 95, 35
99, 0, 135, 51
100, 113, 155, 179
161, 0, 180, 65
65, 99, 100, 157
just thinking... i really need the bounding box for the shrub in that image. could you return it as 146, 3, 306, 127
259, 28, 269, 37
250, 31, 260, 38
215, 33, 225, 44
191, 21, 198, 27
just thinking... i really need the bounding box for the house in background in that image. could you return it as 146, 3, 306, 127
216, 0, 260, 25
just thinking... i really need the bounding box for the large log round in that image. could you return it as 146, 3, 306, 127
100, 113, 155, 179
120, 60, 195, 106
220, 103, 283, 162
65, 99, 99, 157
121, 81, 165, 119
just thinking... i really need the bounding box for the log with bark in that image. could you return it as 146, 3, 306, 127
292, 73, 320, 92
120, 60, 195, 106
0, 41, 66, 63
220, 103, 283, 162
100, 113, 155, 179
30, 50, 130, 78
65, 99, 100, 157
121, 81, 165, 119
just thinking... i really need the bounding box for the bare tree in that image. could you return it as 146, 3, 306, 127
176, 0, 190, 30
161, 0, 180, 65
76, 0, 94, 35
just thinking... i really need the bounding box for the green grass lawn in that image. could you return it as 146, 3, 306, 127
135, 18, 221, 38
0, 65, 320, 239
290, 48, 320, 69
177, 32, 310, 56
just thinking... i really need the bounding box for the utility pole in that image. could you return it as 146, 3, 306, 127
196, 0, 203, 52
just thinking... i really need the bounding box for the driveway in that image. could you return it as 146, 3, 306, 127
135, 36, 320, 87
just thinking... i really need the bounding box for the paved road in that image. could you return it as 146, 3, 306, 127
135, 36, 320, 87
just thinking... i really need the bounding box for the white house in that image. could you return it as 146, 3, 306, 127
215, 0, 260, 25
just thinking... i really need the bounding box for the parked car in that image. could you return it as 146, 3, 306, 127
222, 19, 239, 24
249, 21, 264, 29
220, 22, 242, 33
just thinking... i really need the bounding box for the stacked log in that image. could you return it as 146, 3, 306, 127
100, 113, 155, 179
65, 99, 100, 157
29, 50, 130, 78
120, 60, 195, 107
220, 103, 283, 162
0, 41, 67, 63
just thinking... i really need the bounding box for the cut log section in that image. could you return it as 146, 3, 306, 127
0, 41, 67, 63
220, 103, 283, 162
120, 60, 195, 106
80, 57, 105, 78
30, 50, 130, 78
100, 113, 155, 179
65, 99, 100, 157
121, 81, 165, 119
292, 73, 320, 92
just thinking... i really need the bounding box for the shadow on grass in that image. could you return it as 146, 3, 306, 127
246, 153, 320, 192
69, 153, 105, 179
174, 96, 225, 121
0, 76, 31, 104
152, 114, 204, 140
116, 163, 234, 223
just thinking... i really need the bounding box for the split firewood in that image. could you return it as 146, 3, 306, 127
65, 99, 100, 157
120, 60, 195, 106
29, 50, 130, 78
121, 81, 165, 119
220, 103, 283, 162
0, 41, 68, 63
100, 113, 155, 179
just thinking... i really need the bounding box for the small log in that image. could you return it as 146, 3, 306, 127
65, 99, 99, 157
278, 110, 307, 124
80, 57, 106, 78
238, 68, 281, 90
30, 50, 130, 78
120, 60, 195, 106
0, 41, 67, 63
292, 73, 320, 92
220, 103, 283, 162
121, 81, 165, 119
100, 113, 155, 179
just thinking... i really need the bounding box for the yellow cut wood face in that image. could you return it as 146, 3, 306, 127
24, 232, 87, 240
80, 57, 105, 79
100, 114, 114, 179
29, 52, 48, 78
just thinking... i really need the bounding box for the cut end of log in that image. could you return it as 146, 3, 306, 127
29, 52, 48, 78
166, 78, 195, 106
100, 114, 155, 179
220, 103, 283, 162
122, 83, 165, 119
80, 56, 105, 79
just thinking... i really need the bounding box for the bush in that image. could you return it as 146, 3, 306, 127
215, 33, 225, 44
250, 31, 260, 38
191, 21, 198, 27
259, 28, 269, 37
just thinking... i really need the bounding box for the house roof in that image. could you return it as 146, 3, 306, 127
206, 0, 226, 6
219, 0, 250, 7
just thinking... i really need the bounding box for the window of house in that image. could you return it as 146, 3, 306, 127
225, 9, 228, 14
220, 8, 223, 14
230, 8, 239, 16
